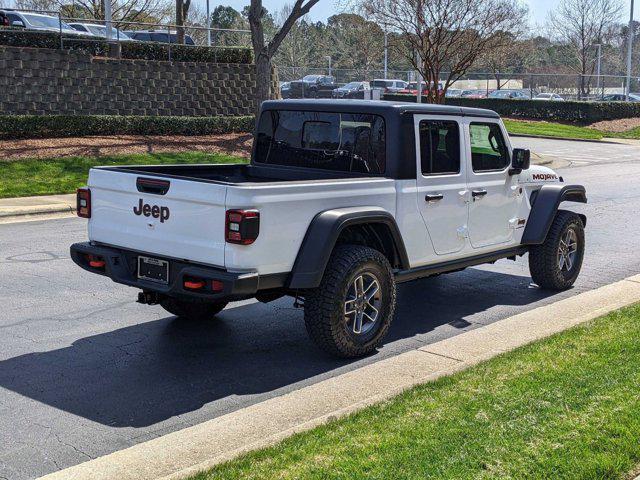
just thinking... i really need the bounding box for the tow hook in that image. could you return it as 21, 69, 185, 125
137, 291, 161, 305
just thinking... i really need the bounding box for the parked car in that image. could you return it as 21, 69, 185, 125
288, 75, 337, 98
70, 22, 133, 41
124, 30, 195, 45
397, 82, 444, 97
280, 82, 292, 99
460, 89, 489, 99
0, 10, 92, 36
600, 93, 640, 102
488, 89, 531, 100
371, 79, 408, 94
445, 88, 463, 98
71, 99, 587, 358
332, 81, 371, 99
533, 92, 565, 101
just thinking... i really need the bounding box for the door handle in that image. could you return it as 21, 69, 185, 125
425, 193, 444, 202
471, 189, 488, 199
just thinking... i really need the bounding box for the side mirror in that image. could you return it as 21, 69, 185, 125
12, 20, 25, 28
509, 148, 530, 175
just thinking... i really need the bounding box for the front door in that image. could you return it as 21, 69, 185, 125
465, 121, 519, 249
415, 116, 469, 255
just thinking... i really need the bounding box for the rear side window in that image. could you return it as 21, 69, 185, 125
254, 110, 386, 174
469, 123, 509, 172
419, 120, 460, 175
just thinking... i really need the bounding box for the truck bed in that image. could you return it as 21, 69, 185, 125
98, 163, 374, 185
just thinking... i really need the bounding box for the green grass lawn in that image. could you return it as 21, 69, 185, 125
191, 303, 640, 480
0, 152, 246, 199
504, 119, 640, 141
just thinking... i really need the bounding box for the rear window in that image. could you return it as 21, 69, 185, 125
254, 110, 386, 174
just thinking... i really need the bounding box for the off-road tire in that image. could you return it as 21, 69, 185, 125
160, 298, 228, 321
529, 210, 585, 290
304, 245, 396, 358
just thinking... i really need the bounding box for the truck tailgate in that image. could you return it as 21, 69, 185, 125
87, 168, 227, 267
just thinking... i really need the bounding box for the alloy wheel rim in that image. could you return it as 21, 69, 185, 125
344, 272, 382, 335
557, 228, 578, 272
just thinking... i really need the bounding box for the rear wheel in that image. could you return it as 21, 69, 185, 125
160, 298, 228, 321
304, 245, 396, 358
529, 210, 585, 290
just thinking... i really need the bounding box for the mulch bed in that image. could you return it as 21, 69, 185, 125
588, 117, 640, 133
0, 133, 253, 161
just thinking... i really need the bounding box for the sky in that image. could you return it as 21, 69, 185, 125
205, 0, 637, 27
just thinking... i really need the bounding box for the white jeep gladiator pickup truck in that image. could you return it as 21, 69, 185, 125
71, 100, 587, 358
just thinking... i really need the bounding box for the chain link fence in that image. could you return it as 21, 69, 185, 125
276, 66, 640, 100
0, 7, 252, 60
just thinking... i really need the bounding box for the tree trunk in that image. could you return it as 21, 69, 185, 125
176, 0, 184, 44
254, 50, 271, 112
175, 0, 190, 44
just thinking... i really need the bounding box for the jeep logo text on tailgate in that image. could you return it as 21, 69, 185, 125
133, 199, 170, 223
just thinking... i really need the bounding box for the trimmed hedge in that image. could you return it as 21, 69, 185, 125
0, 115, 254, 139
383, 93, 640, 123
0, 28, 252, 63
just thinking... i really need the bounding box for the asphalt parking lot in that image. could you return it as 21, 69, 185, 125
1, 137, 639, 479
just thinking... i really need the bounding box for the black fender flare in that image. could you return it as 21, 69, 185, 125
288, 207, 410, 289
521, 184, 587, 245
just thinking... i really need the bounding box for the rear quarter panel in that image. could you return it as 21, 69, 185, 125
224, 178, 397, 275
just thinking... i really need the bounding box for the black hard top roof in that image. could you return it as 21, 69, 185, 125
261, 99, 500, 119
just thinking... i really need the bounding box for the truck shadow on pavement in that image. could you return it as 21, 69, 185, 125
0, 268, 558, 428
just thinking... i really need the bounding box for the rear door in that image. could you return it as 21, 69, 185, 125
414, 115, 469, 255
87, 168, 228, 266
465, 120, 519, 248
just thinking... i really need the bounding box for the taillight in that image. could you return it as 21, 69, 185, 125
225, 209, 259, 245
77, 188, 91, 218
85, 254, 105, 270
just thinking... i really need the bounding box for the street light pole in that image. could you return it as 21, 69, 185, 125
595, 43, 602, 97
383, 30, 388, 79
104, 0, 112, 41
206, 0, 211, 47
326, 56, 332, 77
625, 0, 635, 99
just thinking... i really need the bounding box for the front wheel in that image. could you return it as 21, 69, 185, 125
529, 210, 585, 290
160, 298, 228, 321
304, 245, 396, 358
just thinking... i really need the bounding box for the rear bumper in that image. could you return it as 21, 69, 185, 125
70, 242, 287, 301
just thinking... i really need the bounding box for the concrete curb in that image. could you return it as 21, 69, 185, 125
509, 133, 621, 144
38, 275, 640, 480
0, 194, 76, 220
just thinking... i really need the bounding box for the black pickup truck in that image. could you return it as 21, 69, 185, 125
287, 75, 337, 98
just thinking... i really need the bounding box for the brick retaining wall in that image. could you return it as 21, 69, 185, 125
1, 46, 259, 116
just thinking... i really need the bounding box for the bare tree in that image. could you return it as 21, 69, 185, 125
548, 0, 623, 97
248, 0, 320, 110
361, 0, 527, 103
273, 4, 315, 69
475, 34, 534, 90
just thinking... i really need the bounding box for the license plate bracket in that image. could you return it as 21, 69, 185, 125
137, 256, 169, 284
